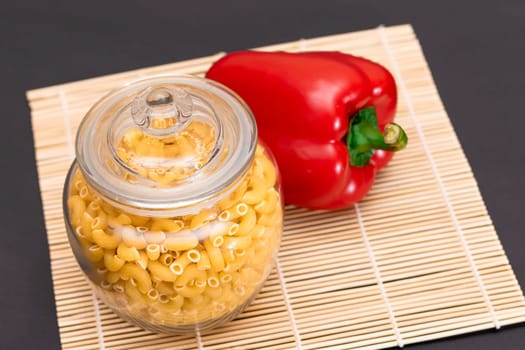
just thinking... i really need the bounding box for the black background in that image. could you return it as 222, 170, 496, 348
1, 1, 524, 349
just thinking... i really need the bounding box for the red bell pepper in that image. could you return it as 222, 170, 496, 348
206, 51, 407, 210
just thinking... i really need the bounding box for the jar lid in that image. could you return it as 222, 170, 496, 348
76, 75, 257, 216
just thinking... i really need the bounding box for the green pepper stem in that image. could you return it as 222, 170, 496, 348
353, 120, 407, 152
347, 107, 408, 167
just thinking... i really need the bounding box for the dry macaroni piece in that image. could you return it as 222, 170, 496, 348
67, 142, 282, 327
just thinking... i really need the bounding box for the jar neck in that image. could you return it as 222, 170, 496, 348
68, 161, 252, 217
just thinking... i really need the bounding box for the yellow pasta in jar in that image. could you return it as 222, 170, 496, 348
84, 244, 104, 263
124, 279, 148, 305
197, 250, 211, 271
206, 269, 220, 287
223, 236, 252, 249
78, 185, 93, 202
159, 253, 175, 266
121, 226, 148, 249
80, 212, 94, 240
136, 251, 148, 270
112, 281, 126, 295
250, 158, 264, 179
105, 271, 120, 284
109, 213, 133, 226
190, 208, 218, 229
67, 139, 283, 330
117, 243, 140, 261
144, 231, 166, 244
150, 218, 184, 232
218, 180, 248, 210
224, 253, 248, 273
119, 263, 152, 293
67, 195, 85, 227
250, 225, 266, 239
219, 202, 248, 222
222, 249, 235, 264
254, 188, 279, 214
242, 177, 267, 205
259, 154, 277, 188
177, 285, 206, 299
156, 281, 175, 296
91, 210, 107, 230
160, 294, 184, 312
204, 286, 222, 301
92, 229, 120, 250
203, 239, 225, 272
238, 207, 257, 234
86, 201, 100, 217
186, 249, 201, 263
164, 233, 198, 251
128, 214, 150, 227
146, 244, 161, 261
70, 169, 85, 194
148, 260, 178, 282
169, 253, 191, 276
175, 265, 206, 287
104, 251, 125, 272
215, 284, 235, 305
74, 227, 90, 246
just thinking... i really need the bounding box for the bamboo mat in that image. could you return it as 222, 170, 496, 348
26, 24, 525, 350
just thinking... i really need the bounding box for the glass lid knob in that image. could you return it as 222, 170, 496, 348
131, 86, 193, 137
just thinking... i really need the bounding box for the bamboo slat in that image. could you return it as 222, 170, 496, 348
26, 24, 525, 350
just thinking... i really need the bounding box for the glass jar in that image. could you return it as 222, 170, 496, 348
62, 75, 283, 334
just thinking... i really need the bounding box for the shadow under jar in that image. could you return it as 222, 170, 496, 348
63, 76, 283, 335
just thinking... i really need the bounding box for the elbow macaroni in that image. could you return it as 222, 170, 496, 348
66, 142, 282, 330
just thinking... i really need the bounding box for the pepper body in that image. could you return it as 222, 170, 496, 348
206, 51, 401, 210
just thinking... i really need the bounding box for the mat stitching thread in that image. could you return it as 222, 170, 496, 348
195, 325, 204, 350
377, 24, 501, 330
355, 203, 404, 347
273, 37, 305, 350
91, 293, 106, 350
58, 90, 75, 159
276, 257, 304, 349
